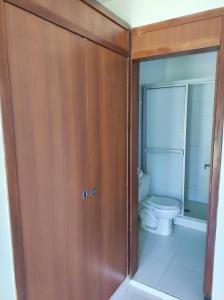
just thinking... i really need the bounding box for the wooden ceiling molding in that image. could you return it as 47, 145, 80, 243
5, 0, 130, 56
131, 7, 224, 60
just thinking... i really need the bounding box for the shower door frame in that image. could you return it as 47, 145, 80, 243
141, 82, 189, 216
140, 78, 216, 219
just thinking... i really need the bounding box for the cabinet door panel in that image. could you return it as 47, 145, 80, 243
86, 41, 128, 299
5, 4, 95, 300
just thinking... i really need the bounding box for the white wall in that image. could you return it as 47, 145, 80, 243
212, 129, 224, 300
102, 0, 224, 27
0, 107, 17, 300
185, 83, 215, 204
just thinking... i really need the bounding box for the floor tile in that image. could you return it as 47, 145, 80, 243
139, 232, 159, 263
139, 227, 190, 263
157, 265, 204, 300
172, 243, 206, 272
147, 237, 181, 262
172, 229, 206, 272
137, 226, 206, 300
111, 284, 164, 300
182, 229, 206, 251
134, 256, 169, 288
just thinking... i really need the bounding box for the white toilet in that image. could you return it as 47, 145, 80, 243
138, 173, 180, 236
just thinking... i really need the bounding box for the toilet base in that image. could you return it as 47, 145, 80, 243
143, 218, 173, 236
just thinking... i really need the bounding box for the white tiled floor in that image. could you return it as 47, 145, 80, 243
110, 279, 173, 300
134, 225, 206, 300
111, 283, 163, 300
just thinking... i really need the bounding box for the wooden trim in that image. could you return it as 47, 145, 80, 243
0, 1, 27, 299
204, 17, 224, 299
132, 47, 220, 63
132, 44, 220, 61
127, 29, 131, 274
131, 16, 222, 60
129, 43, 224, 295
4, 0, 129, 57
129, 60, 139, 276
81, 0, 130, 30
132, 7, 224, 35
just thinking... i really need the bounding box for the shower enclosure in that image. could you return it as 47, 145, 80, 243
140, 78, 215, 221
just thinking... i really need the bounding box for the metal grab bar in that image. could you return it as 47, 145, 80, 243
145, 147, 184, 156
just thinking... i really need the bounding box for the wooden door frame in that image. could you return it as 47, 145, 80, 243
129, 9, 224, 300
128, 60, 139, 275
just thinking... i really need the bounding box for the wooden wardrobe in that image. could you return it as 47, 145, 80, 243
0, 1, 129, 299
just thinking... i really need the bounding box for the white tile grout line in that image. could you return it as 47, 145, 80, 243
134, 226, 205, 300
137, 226, 195, 295
155, 235, 184, 289
155, 225, 206, 287
132, 230, 184, 300
130, 280, 181, 300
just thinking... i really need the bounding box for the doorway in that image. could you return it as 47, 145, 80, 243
132, 51, 217, 300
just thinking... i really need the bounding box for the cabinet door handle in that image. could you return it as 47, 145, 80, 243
82, 190, 89, 200
91, 187, 97, 197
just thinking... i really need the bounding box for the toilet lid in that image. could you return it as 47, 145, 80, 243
148, 196, 180, 210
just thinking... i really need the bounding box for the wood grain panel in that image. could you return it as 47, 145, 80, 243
204, 17, 224, 299
0, 1, 27, 299
5, 4, 99, 299
132, 17, 222, 59
86, 41, 128, 299
5, 0, 129, 54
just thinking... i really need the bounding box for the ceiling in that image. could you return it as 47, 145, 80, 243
97, 0, 224, 28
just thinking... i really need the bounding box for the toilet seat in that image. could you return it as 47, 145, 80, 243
148, 196, 179, 210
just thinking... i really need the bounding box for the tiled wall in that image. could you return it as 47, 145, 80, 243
185, 82, 215, 203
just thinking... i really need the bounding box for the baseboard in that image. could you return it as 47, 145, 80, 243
130, 280, 180, 300
174, 215, 207, 232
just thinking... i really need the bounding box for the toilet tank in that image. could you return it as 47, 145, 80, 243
138, 173, 151, 202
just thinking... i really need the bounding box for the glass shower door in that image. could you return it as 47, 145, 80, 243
143, 84, 188, 214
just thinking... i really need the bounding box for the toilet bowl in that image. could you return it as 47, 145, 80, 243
139, 196, 180, 236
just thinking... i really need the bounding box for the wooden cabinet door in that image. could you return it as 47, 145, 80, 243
5, 4, 97, 300
86, 41, 128, 299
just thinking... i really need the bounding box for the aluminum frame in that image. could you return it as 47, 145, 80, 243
141, 83, 188, 216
